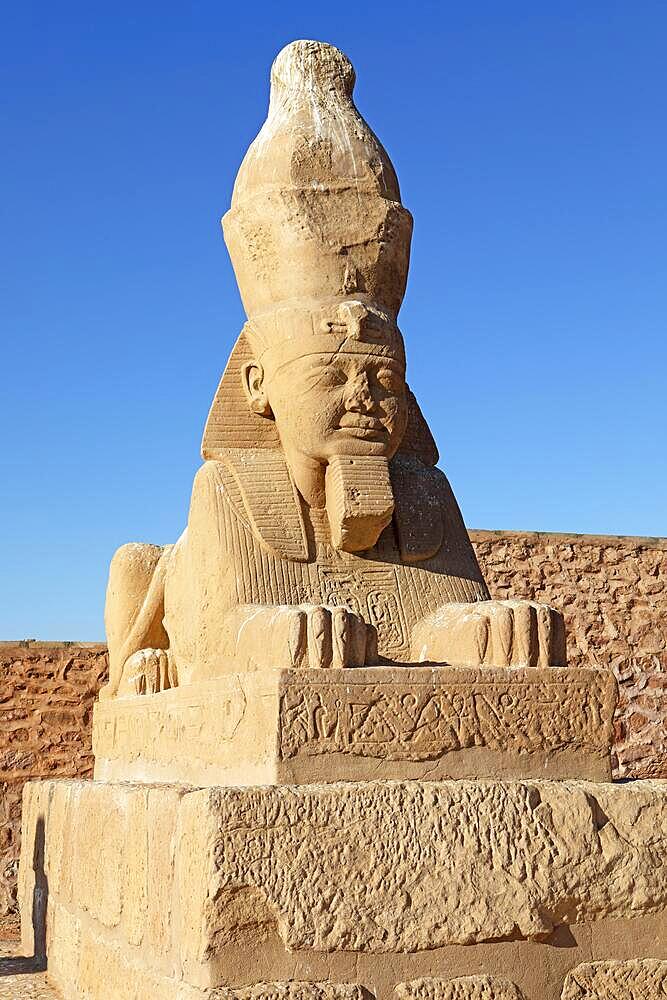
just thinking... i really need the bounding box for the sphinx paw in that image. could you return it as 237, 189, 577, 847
117, 648, 175, 697
287, 605, 376, 669
412, 600, 566, 668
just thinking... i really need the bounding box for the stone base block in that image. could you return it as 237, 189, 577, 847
19, 777, 667, 1000
93, 665, 616, 784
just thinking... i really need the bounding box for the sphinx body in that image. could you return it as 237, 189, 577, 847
101, 41, 565, 700
104, 444, 564, 698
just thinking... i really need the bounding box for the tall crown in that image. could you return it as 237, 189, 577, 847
222, 40, 413, 325
202, 42, 436, 466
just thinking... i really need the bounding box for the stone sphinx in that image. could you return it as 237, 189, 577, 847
19, 39, 667, 1000
102, 39, 565, 700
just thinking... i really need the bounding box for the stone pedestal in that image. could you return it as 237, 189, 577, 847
18, 778, 667, 1000
23, 663, 667, 1000
92, 666, 616, 785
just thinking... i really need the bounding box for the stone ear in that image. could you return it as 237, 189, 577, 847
241, 361, 272, 417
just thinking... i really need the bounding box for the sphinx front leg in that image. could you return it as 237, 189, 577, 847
410, 600, 566, 669
117, 647, 177, 697
100, 541, 174, 699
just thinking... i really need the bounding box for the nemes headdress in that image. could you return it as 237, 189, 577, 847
202, 39, 436, 468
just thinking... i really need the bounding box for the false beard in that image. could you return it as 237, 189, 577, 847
324, 455, 395, 553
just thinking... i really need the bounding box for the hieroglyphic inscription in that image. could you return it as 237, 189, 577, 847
279, 667, 616, 761
215, 985, 367, 1000
93, 677, 246, 760
561, 960, 667, 999
396, 978, 526, 1000
211, 779, 667, 951
318, 565, 408, 652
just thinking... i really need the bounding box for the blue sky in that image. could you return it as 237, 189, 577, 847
2, 1, 666, 639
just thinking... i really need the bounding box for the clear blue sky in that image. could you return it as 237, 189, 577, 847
2, 1, 666, 639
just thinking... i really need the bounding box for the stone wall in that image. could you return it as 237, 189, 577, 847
471, 530, 667, 780
0, 641, 108, 935
0, 530, 665, 932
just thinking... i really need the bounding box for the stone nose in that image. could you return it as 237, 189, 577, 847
344, 371, 375, 413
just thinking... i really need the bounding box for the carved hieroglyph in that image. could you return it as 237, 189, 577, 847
277, 666, 615, 761
215, 987, 367, 1000
395, 979, 526, 1000
101, 39, 567, 701
19, 779, 667, 1000
92, 666, 616, 784
561, 960, 667, 999
196, 779, 667, 953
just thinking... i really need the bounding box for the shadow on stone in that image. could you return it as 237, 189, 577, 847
0, 815, 48, 977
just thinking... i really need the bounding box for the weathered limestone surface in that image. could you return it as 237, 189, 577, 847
18, 778, 667, 1000
192, 779, 667, 953
93, 666, 616, 785
395, 979, 526, 1000
561, 959, 667, 998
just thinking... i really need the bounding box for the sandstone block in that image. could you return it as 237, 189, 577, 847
395, 979, 526, 999
18, 778, 667, 1000
93, 666, 616, 785
561, 959, 667, 998
187, 779, 667, 954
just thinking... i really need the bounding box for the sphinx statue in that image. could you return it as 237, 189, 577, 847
101, 40, 565, 699
23, 42, 664, 1000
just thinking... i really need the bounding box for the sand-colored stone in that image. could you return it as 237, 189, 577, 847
180, 779, 667, 954
92, 666, 616, 784
99, 39, 566, 704
213, 988, 367, 1000
18, 778, 667, 1000
2, 537, 665, 934
395, 980, 526, 1000
561, 959, 667, 998
15, 38, 667, 1000
0, 942, 61, 999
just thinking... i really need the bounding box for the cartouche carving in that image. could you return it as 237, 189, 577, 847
100, 40, 566, 699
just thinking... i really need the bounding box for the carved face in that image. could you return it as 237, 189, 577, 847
252, 350, 408, 464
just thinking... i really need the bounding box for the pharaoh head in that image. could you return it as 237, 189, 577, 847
202, 41, 435, 552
